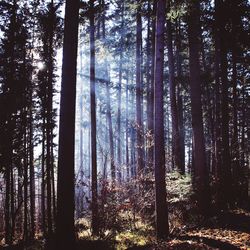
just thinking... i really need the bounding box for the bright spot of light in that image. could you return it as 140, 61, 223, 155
37, 61, 45, 70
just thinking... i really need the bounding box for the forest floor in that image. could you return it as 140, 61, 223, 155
75, 208, 250, 250
1, 172, 249, 250
0, 209, 249, 250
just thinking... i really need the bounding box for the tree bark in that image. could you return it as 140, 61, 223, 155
175, 19, 185, 174
216, 0, 232, 208
154, 0, 169, 239
146, 0, 156, 174
29, 104, 35, 240
136, 3, 144, 175
166, 17, 183, 174
188, 0, 210, 215
117, 1, 124, 183
56, 0, 79, 248
105, 69, 115, 182
89, 0, 99, 236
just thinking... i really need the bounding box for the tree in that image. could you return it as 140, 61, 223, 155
136, 2, 144, 175
154, 0, 169, 240
146, 0, 156, 174
187, 0, 210, 215
117, 1, 124, 183
89, 0, 99, 236
37, 1, 62, 237
216, 0, 232, 208
166, 11, 184, 174
55, 0, 79, 249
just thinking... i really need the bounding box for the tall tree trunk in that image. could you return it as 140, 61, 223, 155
188, 0, 210, 216
105, 70, 115, 182
216, 0, 232, 208
46, 122, 52, 239
29, 104, 35, 240
79, 94, 84, 215
213, 0, 222, 209
5, 156, 11, 245
136, 3, 144, 175
41, 117, 46, 236
154, 0, 169, 239
101, 3, 115, 183
166, 16, 183, 174
231, 2, 240, 203
23, 127, 28, 242
89, 0, 99, 236
117, 2, 124, 183
17, 161, 23, 236
175, 20, 185, 174
46, 2, 55, 237
50, 144, 56, 227
146, 0, 156, 174
125, 76, 130, 181
56, 0, 79, 249
131, 88, 136, 178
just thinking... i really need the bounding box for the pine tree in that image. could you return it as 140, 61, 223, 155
56, 0, 79, 249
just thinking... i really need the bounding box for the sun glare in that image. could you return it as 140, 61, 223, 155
37, 61, 45, 70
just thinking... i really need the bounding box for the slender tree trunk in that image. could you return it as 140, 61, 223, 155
29, 105, 35, 240
136, 4, 144, 175
126, 76, 130, 181
214, 1, 222, 208
117, 2, 124, 183
46, 2, 56, 237
17, 161, 23, 236
177, 88, 185, 173
23, 127, 28, 242
131, 88, 136, 178
166, 17, 183, 174
41, 118, 46, 236
101, 4, 115, 183
46, 122, 52, 239
231, 4, 240, 203
10, 161, 15, 241
56, 0, 79, 249
216, 0, 232, 208
154, 0, 169, 239
89, 0, 99, 236
146, 0, 151, 172
175, 19, 185, 174
79, 94, 84, 215
105, 70, 115, 182
5, 158, 11, 245
188, 0, 210, 215
146, 0, 155, 174
50, 143, 56, 226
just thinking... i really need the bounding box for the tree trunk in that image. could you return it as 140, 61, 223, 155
23, 128, 28, 242
146, 0, 156, 174
175, 19, 185, 174
41, 117, 46, 236
188, 0, 210, 216
29, 104, 35, 240
213, 0, 222, 209
5, 157, 11, 245
136, 3, 144, 175
231, 3, 240, 204
154, 0, 169, 239
216, 0, 232, 208
117, 2, 124, 183
89, 0, 99, 236
105, 70, 115, 182
166, 17, 183, 174
56, 0, 79, 249
125, 76, 130, 181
